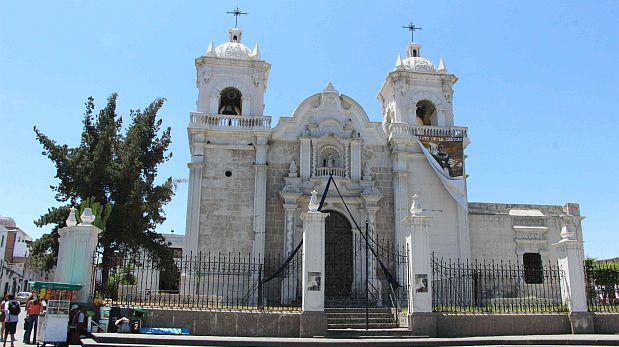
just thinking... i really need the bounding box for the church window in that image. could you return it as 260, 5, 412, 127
219, 87, 242, 115
523, 252, 543, 284
415, 100, 437, 126
413, 49, 418, 57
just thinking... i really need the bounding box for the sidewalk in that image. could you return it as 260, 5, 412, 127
1, 310, 79, 347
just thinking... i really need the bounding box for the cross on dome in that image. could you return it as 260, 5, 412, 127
402, 21, 422, 43
226, 6, 247, 28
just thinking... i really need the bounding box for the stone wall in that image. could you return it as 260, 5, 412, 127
265, 141, 300, 255
199, 147, 256, 255
433, 313, 571, 337
362, 145, 395, 245
144, 308, 300, 337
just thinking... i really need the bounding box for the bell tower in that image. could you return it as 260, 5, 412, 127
378, 27, 471, 260
194, 27, 270, 116
377, 41, 456, 129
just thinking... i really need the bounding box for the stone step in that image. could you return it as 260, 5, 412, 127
327, 313, 393, 319
326, 328, 423, 338
327, 318, 396, 325
327, 322, 399, 329
325, 307, 391, 314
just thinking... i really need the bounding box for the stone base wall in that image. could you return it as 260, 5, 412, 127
410, 312, 619, 337
144, 308, 301, 337
434, 313, 571, 337
592, 312, 619, 334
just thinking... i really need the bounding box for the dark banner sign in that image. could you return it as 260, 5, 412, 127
418, 135, 464, 178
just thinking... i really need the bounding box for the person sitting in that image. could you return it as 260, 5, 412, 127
69, 304, 87, 335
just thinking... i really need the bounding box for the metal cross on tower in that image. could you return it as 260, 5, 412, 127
402, 22, 422, 43
226, 7, 247, 28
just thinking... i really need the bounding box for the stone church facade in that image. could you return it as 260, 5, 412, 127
183, 27, 585, 273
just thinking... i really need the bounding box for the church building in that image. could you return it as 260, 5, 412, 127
183, 25, 586, 287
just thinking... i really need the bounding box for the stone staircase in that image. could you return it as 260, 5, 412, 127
325, 307, 398, 329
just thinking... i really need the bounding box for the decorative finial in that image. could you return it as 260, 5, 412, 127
402, 22, 422, 43
308, 190, 319, 212
438, 57, 446, 71
410, 194, 423, 216
66, 207, 78, 227
323, 82, 338, 94
226, 6, 247, 28
395, 54, 403, 69
251, 43, 261, 59
206, 41, 215, 56
79, 208, 95, 225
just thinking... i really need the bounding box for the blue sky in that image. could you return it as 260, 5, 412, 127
1, 1, 617, 259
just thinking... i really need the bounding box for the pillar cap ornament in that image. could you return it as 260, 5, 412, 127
560, 224, 576, 241
410, 194, 423, 216
79, 208, 95, 225
308, 190, 319, 212
66, 207, 78, 227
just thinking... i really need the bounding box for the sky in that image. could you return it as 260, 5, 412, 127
1, 1, 618, 259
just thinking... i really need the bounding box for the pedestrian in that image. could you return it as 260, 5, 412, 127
23, 295, 42, 344
2, 293, 20, 347
0, 294, 7, 342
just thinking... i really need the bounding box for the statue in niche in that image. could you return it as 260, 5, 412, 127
326, 154, 335, 167
288, 160, 298, 177
363, 162, 372, 180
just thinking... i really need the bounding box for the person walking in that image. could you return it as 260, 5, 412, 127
23, 295, 42, 344
0, 294, 7, 343
2, 293, 20, 347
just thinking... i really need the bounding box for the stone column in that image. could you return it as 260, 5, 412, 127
299, 191, 328, 337
553, 225, 593, 333
364, 205, 381, 302
251, 140, 268, 259
405, 195, 436, 336
54, 208, 101, 303
300, 137, 311, 180
350, 139, 361, 180
392, 154, 409, 249
182, 143, 204, 295
281, 202, 299, 305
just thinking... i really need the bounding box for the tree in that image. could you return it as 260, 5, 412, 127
32, 94, 175, 285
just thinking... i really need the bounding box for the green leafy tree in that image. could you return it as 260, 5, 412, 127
33, 93, 175, 286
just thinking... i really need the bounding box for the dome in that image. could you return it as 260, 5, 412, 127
401, 56, 435, 72
215, 42, 252, 60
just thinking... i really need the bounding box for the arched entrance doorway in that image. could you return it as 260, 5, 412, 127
324, 210, 353, 305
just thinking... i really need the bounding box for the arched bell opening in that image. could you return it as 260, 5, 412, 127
415, 99, 437, 126
219, 87, 242, 115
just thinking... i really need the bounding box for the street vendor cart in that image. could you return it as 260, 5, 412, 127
31, 281, 83, 347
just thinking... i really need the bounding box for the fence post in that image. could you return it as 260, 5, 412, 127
552, 224, 594, 333
299, 190, 328, 337
404, 195, 436, 337
54, 207, 101, 303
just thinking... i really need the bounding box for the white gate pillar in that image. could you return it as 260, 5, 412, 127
553, 224, 594, 333
54, 207, 101, 303
299, 190, 328, 337
404, 195, 436, 336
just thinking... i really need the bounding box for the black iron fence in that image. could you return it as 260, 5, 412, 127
91, 250, 302, 311
432, 255, 566, 313
585, 259, 619, 312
